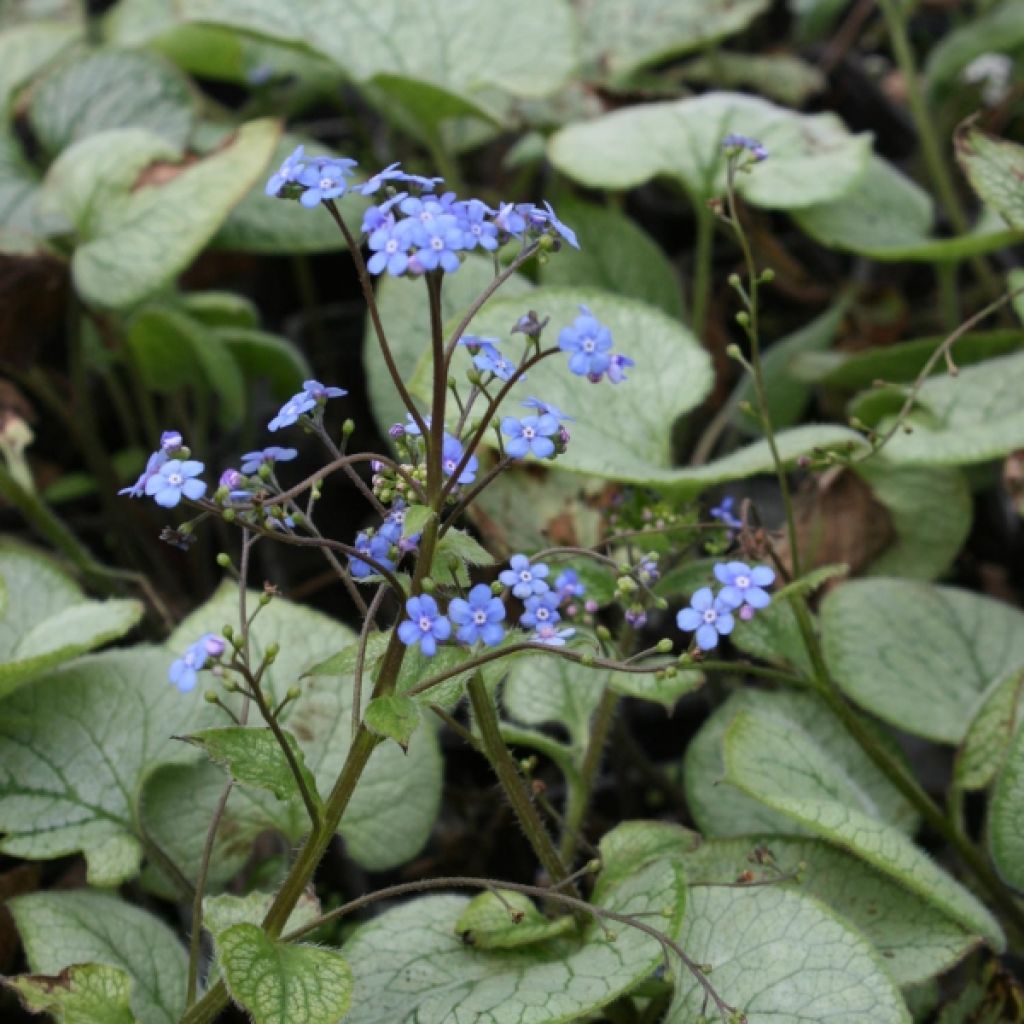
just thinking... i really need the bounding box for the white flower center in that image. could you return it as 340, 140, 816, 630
522, 426, 536, 440
702, 609, 717, 625
320, 176, 334, 189
582, 338, 595, 353
431, 237, 444, 251
735, 575, 750, 589
519, 570, 532, 582
385, 239, 399, 254
444, 459, 457, 473
472, 610, 488, 625
418, 616, 432, 632
536, 607, 551, 622
168, 473, 183, 486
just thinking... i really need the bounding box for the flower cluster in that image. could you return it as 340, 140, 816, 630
349, 502, 420, 579
169, 633, 225, 692
558, 306, 634, 383
676, 560, 775, 651
266, 150, 579, 280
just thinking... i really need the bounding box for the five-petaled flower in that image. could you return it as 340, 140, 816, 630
168, 633, 224, 692
715, 561, 775, 612
303, 380, 347, 401
554, 569, 585, 603
501, 414, 559, 460
297, 158, 357, 208
500, 554, 550, 599
441, 433, 478, 484
677, 587, 735, 651
265, 145, 307, 197
145, 459, 206, 508
268, 392, 316, 432
240, 447, 298, 475
119, 450, 167, 498
449, 584, 506, 646
559, 305, 613, 377
397, 595, 451, 657
521, 591, 560, 630
533, 624, 576, 646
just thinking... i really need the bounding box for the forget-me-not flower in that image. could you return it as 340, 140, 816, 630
501, 414, 559, 459
559, 305, 613, 378
145, 460, 206, 508
265, 145, 307, 197
710, 495, 742, 531
397, 595, 451, 657
521, 591, 560, 630
240, 447, 298, 475
268, 392, 316, 432
441, 433, 478, 484
297, 158, 357, 208
677, 587, 735, 651
714, 561, 775, 611
500, 554, 550, 598
168, 633, 224, 692
448, 584, 506, 646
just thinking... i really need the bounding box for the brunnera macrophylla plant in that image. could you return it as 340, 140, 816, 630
2, 136, 1022, 1024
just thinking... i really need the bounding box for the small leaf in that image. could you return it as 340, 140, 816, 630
9, 889, 188, 1024
596, 820, 699, 892
203, 890, 321, 940
955, 668, 1024, 792
401, 503, 435, 539
218, 923, 353, 1024
722, 710, 1005, 949
186, 726, 320, 804
988, 721, 1024, 891
6, 963, 137, 1024
364, 694, 420, 750
956, 121, 1024, 229
821, 579, 1024, 743
454, 890, 575, 949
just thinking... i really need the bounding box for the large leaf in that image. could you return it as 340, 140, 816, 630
169, 583, 442, 870
0, 542, 143, 699
341, 857, 686, 1023
576, 0, 768, 80
218, 924, 353, 1024
181, 0, 576, 128
722, 711, 1005, 948
683, 836, 979, 986
792, 155, 1024, 261
42, 118, 280, 308
538, 197, 684, 319
212, 132, 358, 253
28, 48, 195, 156
366, 253, 533, 435
0, 130, 45, 240
956, 123, 1024, 229
0, 648, 218, 884
821, 579, 1024, 744
411, 287, 713, 484
6, 963, 137, 1024
548, 92, 871, 208
872, 351, 1024, 467
216, 326, 310, 400
9, 889, 187, 1024
667, 886, 910, 1023
989, 722, 1024, 890
684, 689, 918, 839
0, 20, 81, 112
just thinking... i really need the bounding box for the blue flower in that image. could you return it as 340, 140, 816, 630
500, 554, 550, 598
265, 145, 307, 197
521, 396, 573, 421
400, 194, 455, 226
710, 495, 742, 530
637, 558, 659, 584
493, 202, 528, 236
397, 594, 451, 657
714, 561, 775, 612
441, 433, 478, 484
144, 459, 206, 508
606, 353, 635, 384
361, 192, 406, 234
160, 430, 184, 453
559, 306, 613, 377
532, 624, 575, 646
240, 447, 298, 474
469, 341, 518, 382
349, 530, 396, 579
540, 201, 579, 249
676, 587, 735, 651
521, 591, 561, 630
455, 198, 499, 251
403, 412, 431, 437
303, 379, 347, 401
168, 633, 224, 692
554, 569, 585, 603
722, 133, 768, 162
119, 449, 167, 498
268, 392, 316, 432
408, 215, 464, 273
449, 584, 506, 646
501, 414, 559, 459
297, 158, 357, 208
367, 218, 415, 276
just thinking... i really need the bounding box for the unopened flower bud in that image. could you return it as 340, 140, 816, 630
420, 577, 436, 593
760, 267, 775, 283
160, 430, 183, 453
595, 625, 612, 642
216, 553, 232, 569
735, 311, 750, 327
656, 638, 673, 653
584, 599, 599, 614
265, 642, 280, 660
287, 686, 302, 701
204, 635, 226, 658
725, 343, 742, 359
204, 690, 219, 703
388, 422, 406, 439
342, 419, 355, 437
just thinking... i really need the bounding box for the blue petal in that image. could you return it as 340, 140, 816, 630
695, 624, 719, 650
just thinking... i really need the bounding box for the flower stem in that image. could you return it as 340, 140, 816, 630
466, 672, 573, 889
690, 200, 715, 340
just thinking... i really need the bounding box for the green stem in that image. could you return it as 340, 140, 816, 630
691, 200, 715, 340
560, 686, 619, 864
467, 672, 573, 889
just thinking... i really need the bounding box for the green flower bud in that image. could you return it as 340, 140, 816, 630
342, 419, 355, 437
655, 637, 673, 653
735, 310, 750, 327
287, 686, 302, 701
216, 553, 232, 569
420, 577, 436, 593
204, 690, 219, 703
595, 625, 612, 642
